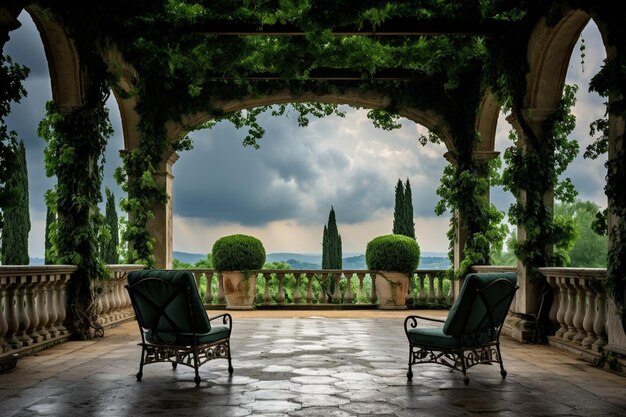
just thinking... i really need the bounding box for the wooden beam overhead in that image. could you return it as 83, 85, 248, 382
190, 18, 510, 36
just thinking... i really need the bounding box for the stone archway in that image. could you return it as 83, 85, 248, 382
507, 8, 603, 341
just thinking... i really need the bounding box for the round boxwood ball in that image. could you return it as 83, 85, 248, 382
212, 234, 266, 271
365, 234, 420, 273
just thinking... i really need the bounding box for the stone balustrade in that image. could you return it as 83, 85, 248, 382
539, 267, 610, 360
0, 264, 143, 360
188, 269, 452, 308
93, 265, 145, 328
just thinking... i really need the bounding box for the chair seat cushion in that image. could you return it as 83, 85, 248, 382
145, 325, 230, 346
407, 327, 489, 349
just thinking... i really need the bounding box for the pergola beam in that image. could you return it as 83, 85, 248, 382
191, 18, 511, 36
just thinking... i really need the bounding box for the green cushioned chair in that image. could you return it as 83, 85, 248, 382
404, 272, 518, 385
126, 269, 233, 385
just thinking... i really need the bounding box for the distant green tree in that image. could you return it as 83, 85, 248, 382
321, 224, 329, 268
263, 261, 290, 269
172, 258, 192, 269
194, 253, 213, 268
555, 200, 608, 267
100, 188, 119, 264
393, 178, 415, 239
1, 140, 30, 265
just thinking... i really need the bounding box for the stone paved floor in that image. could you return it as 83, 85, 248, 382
1, 310, 626, 416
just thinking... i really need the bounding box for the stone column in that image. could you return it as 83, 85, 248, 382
147, 152, 179, 269
504, 109, 556, 342
444, 150, 499, 299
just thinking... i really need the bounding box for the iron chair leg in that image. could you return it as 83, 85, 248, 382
193, 349, 201, 385
407, 345, 414, 380
459, 352, 470, 385
496, 343, 507, 378
227, 341, 234, 375
137, 346, 146, 381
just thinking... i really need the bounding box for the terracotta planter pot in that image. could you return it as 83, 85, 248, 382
375, 271, 409, 310
222, 271, 257, 310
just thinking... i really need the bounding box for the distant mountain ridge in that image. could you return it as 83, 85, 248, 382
172, 251, 450, 270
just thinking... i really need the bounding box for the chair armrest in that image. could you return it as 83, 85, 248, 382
404, 315, 445, 332
209, 313, 233, 330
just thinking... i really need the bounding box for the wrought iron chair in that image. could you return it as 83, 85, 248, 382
404, 272, 518, 385
126, 269, 233, 385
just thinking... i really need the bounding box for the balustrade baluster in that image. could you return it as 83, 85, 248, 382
545, 275, 560, 335
32, 276, 51, 341
217, 273, 226, 304
0, 277, 12, 352
417, 273, 426, 305
318, 274, 328, 303
4, 276, 22, 349
55, 274, 70, 335
436, 274, 445, 304
344, 273, 353, 305
554, 276, 568, 339
581, 282, 598, 348
293, 273, 302, 304
426, 274, 435, 304
331, 273, 341, 304
591, 291, 608, 351
95, 283, 105, 325
99, 280, 111, 326
45, 275, 59, 338
369, 273, 377, 304
25, 275, 42, 343
15, 276, 33, 346
263, 273, 272, 305
357, 273, 365, 304
111, 280, 123, 321
306, 275, 314, 304
276, 273, 286, 304
571, 278, 587, 344
562, 277, 578, 341
204, 273, 214, 305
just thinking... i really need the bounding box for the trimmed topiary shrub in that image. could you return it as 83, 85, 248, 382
365, 234, 420, 273
212, 234, 266, 271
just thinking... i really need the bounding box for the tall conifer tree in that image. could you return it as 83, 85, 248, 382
321, 207, 342, 300
403, 179, 416, 239
100, 187, 119, 264
393, 179, 404, 235
1, 139, 30, 264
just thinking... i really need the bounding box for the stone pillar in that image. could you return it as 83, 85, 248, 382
147, 152, 179, 269
604, 72, 626, 355
444, 150, 500, 299
504, 110, 556, 342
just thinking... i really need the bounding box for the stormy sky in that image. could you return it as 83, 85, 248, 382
3, 12, 607, 259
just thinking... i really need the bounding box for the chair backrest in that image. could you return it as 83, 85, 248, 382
126, 269, 211, 335
442, 272, 518, 339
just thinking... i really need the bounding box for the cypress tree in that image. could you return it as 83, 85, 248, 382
100, 187, 119, 264
403, 178, 416, 239
327, 206, 342, 269
393, 179, 404, 235
321, 224, 329, 269
1, 139, 30, 265
321, 207, 342, 301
